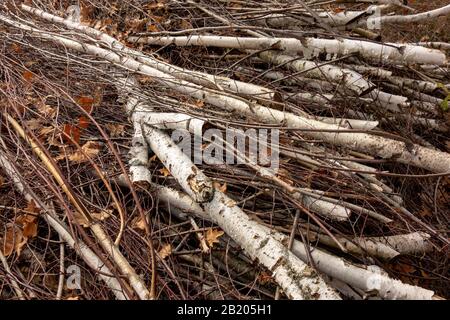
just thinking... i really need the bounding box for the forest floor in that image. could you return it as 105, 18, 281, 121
0, 0, 448, 300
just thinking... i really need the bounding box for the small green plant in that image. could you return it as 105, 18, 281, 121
436, 83, 450, 112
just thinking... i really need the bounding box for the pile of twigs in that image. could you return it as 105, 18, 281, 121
0, 0, 449, 300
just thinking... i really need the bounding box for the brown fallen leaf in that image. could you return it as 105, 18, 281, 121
91, 209, 112, 222
1, 225, 27, 257
159, 167, 171, 177
57, 141, 102, 163
72, 212, 90, 228
144, 2, 166, 10
132, 215, 147, 231
72, 209, 111, 228
146, 24, 160, 32
11, 43, 22, 53
158, 243, 172, 259
76, 96, 94, 113
205, 228, 224, 248
179, 19, 193, 30
418, 206, 433, 218
276, 167, 295, 186
16, 200, 41, 238
22, 70, 34, 82
257, 271, 273, 285
393, 262, 417, 274
24, 119, 43, 130
106, 123, 125, 137
37, 103, 56, 118
212, 181, 227, 193
194, 99, 205, 108
39, 126, 54, 137
139, 76, 155, 85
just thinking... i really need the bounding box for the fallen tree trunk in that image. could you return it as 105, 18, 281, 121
128, 35, 447, 65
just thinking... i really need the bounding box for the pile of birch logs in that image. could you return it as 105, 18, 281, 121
0, 0, 448, 300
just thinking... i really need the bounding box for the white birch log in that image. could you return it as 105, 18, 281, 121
284, 77, 406, 113
315, 117, 379, 130
138, 112, 205, 132
202, 190, 341, 299
366, 232, 433, 255
258, 50, 411, 110
128, 35, 447, 66
199, 125, 353, 221
306, 231, 401, 260
250, 10, 374, 28
415, 42, 450, 51
297, 188, 392, 223
269, 231, 436, 300
128, 120, 152, 185
286, 92, 333, 105
358, 4, 450, 25
367, 89, 409, 112
118, 85, 152, 185
304, 38, 446, 66
258, 51, 373, 95
345, 62, 446, 94
133, 111, 353, 220
339, 160, 403, 205
388, 76, 443, 94
344, 64, 393, 78
256, 68, 337, 91
300, 196, 351, 221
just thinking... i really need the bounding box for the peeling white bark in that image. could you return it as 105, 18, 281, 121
315, 117, 379, 130
270, 232, 436, 300
363, 4, 450, 25
129, 35, 446, 65
304, 38, 446, 66
307, 231, 401, 260
367, 232, 433, 255
250, 10, 373, 28
301, 196, 351, 221
415, 42, 450, 51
